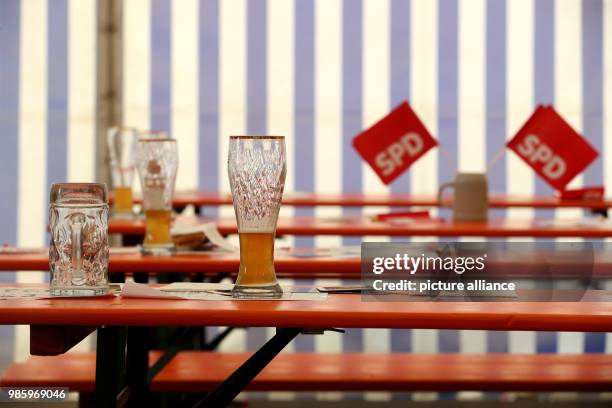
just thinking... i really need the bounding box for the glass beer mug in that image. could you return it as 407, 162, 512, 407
228, 136, 286, 298
107, 127, 138, 218
136, 138, 178, 256
49, 183, 110, 296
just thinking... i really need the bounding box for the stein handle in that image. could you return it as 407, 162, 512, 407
438, 182, 455, 208
68, 213, 86, 284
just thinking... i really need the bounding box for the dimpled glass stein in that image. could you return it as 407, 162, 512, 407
49, 183, 110, 296
228, 136, 286, 298
136, 138, 178, 256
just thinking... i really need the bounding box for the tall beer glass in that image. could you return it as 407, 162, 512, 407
228, 136, 286, 298
107, 127, 138, 218
136, 138, 178, 256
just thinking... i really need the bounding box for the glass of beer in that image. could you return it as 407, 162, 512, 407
107, 127, 138, 218
228, 136, 286, 298
49, 183, 109, 296
136, 138, 178, 256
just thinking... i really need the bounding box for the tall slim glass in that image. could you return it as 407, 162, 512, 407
107, 127, 138, 218
136, 138, 178, 256
228, 136, 286, 298
49, 183, 109, 296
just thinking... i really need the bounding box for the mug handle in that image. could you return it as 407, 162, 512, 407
438, 182, 455, 207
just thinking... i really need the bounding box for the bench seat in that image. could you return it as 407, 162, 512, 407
2, 352, 612, 393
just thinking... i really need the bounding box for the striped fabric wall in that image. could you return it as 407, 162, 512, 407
0, 0, 98, 372
1, 0, 612, 400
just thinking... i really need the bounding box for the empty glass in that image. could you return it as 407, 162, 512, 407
107, 127, 138, 218
136, 138, 178, 256
228, 136, 286, 298
49, 183, 109, 296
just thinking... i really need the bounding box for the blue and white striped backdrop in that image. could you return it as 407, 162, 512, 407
2, 0, 612, 400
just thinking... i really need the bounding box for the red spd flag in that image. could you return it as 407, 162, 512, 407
352, 101, 437, 185
506, 106, 599, 191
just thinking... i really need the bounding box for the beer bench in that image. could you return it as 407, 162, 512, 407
3, 351, 612, 393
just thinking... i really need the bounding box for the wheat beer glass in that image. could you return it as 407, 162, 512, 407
228, 136, 286, 298
49, 183, 109, 296
136, 138, 178, 256
107, 127, 138, 218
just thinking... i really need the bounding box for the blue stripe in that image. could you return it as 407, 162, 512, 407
389, 0, 412, 356
341, 0, 363, 355
390, 0, 411, 196
582, 0, 605, 353
47, 0, 68, 190
486, 0, 508, 354
247, 0, 267, 134
294, 0, 315, 251
534, 0, 556, 354
437, 0, 459, 357
245, 0, 269, 352
533, 0, 555, 205
151, 0, 171, 133
199, 0, 219, 218
582, 0, 603, 185
292, 0, 316, 353
0, 0, 19, 373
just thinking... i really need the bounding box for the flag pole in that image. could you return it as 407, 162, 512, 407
487, 145, 506, 173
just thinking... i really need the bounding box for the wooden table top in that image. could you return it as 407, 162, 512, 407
114, 191, 612, 210
1, 284, 611, 331
110, 215, 612, 238
3, 247, 612, 278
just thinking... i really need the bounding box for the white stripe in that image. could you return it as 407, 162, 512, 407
558, 332, 585, 353
67, 0, 97, 353
219, 0, 246, 220
123, 0, 151, 130
268, 0, 295, 247
314, 0, 342, 249
171, 0, 199, 190
506, 0, 535, 222
605, 1, 612, 201
458, 0, 486, 172
362, 0, 390, 197
15, 0, 48, 363
67, 0, 96, 182
409, 0, 438, 196
555, 0, 583, 221
458, 0, 488, 354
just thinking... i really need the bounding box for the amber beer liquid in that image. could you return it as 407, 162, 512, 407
144, 209, 172, 246
112, 187, 133, 213
235, 232, 276, 286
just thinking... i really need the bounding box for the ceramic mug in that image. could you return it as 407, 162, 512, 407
438, 173, 488, 221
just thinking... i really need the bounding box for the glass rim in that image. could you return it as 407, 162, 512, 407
109, 126, 138, 132
230, 135, 285, 140
138, 138, 176, 142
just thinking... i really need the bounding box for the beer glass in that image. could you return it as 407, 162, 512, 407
136, 138, 178, 255
228, 136, 286, 298
49, 183, 109, 296
107, 127, 138, 218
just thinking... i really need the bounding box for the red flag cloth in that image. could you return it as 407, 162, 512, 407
352, 101, 438, 185
506, 106, 599, 191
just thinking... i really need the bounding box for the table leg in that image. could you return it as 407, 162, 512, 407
95, 326, 128, 408
194, 327, 302, 408
126, 326, 150, 406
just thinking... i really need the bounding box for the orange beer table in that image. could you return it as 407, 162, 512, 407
110, 215, 612, 238
115, 191, 612, 210
1, 284, 611, 406
4, 247, 612, 278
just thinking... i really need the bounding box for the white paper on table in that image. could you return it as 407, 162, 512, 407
121, 281, 327, 301
535, 217, 612, 229
121, 280, 183, 299
171, 222, 238, 252
110, 246, 141, 254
